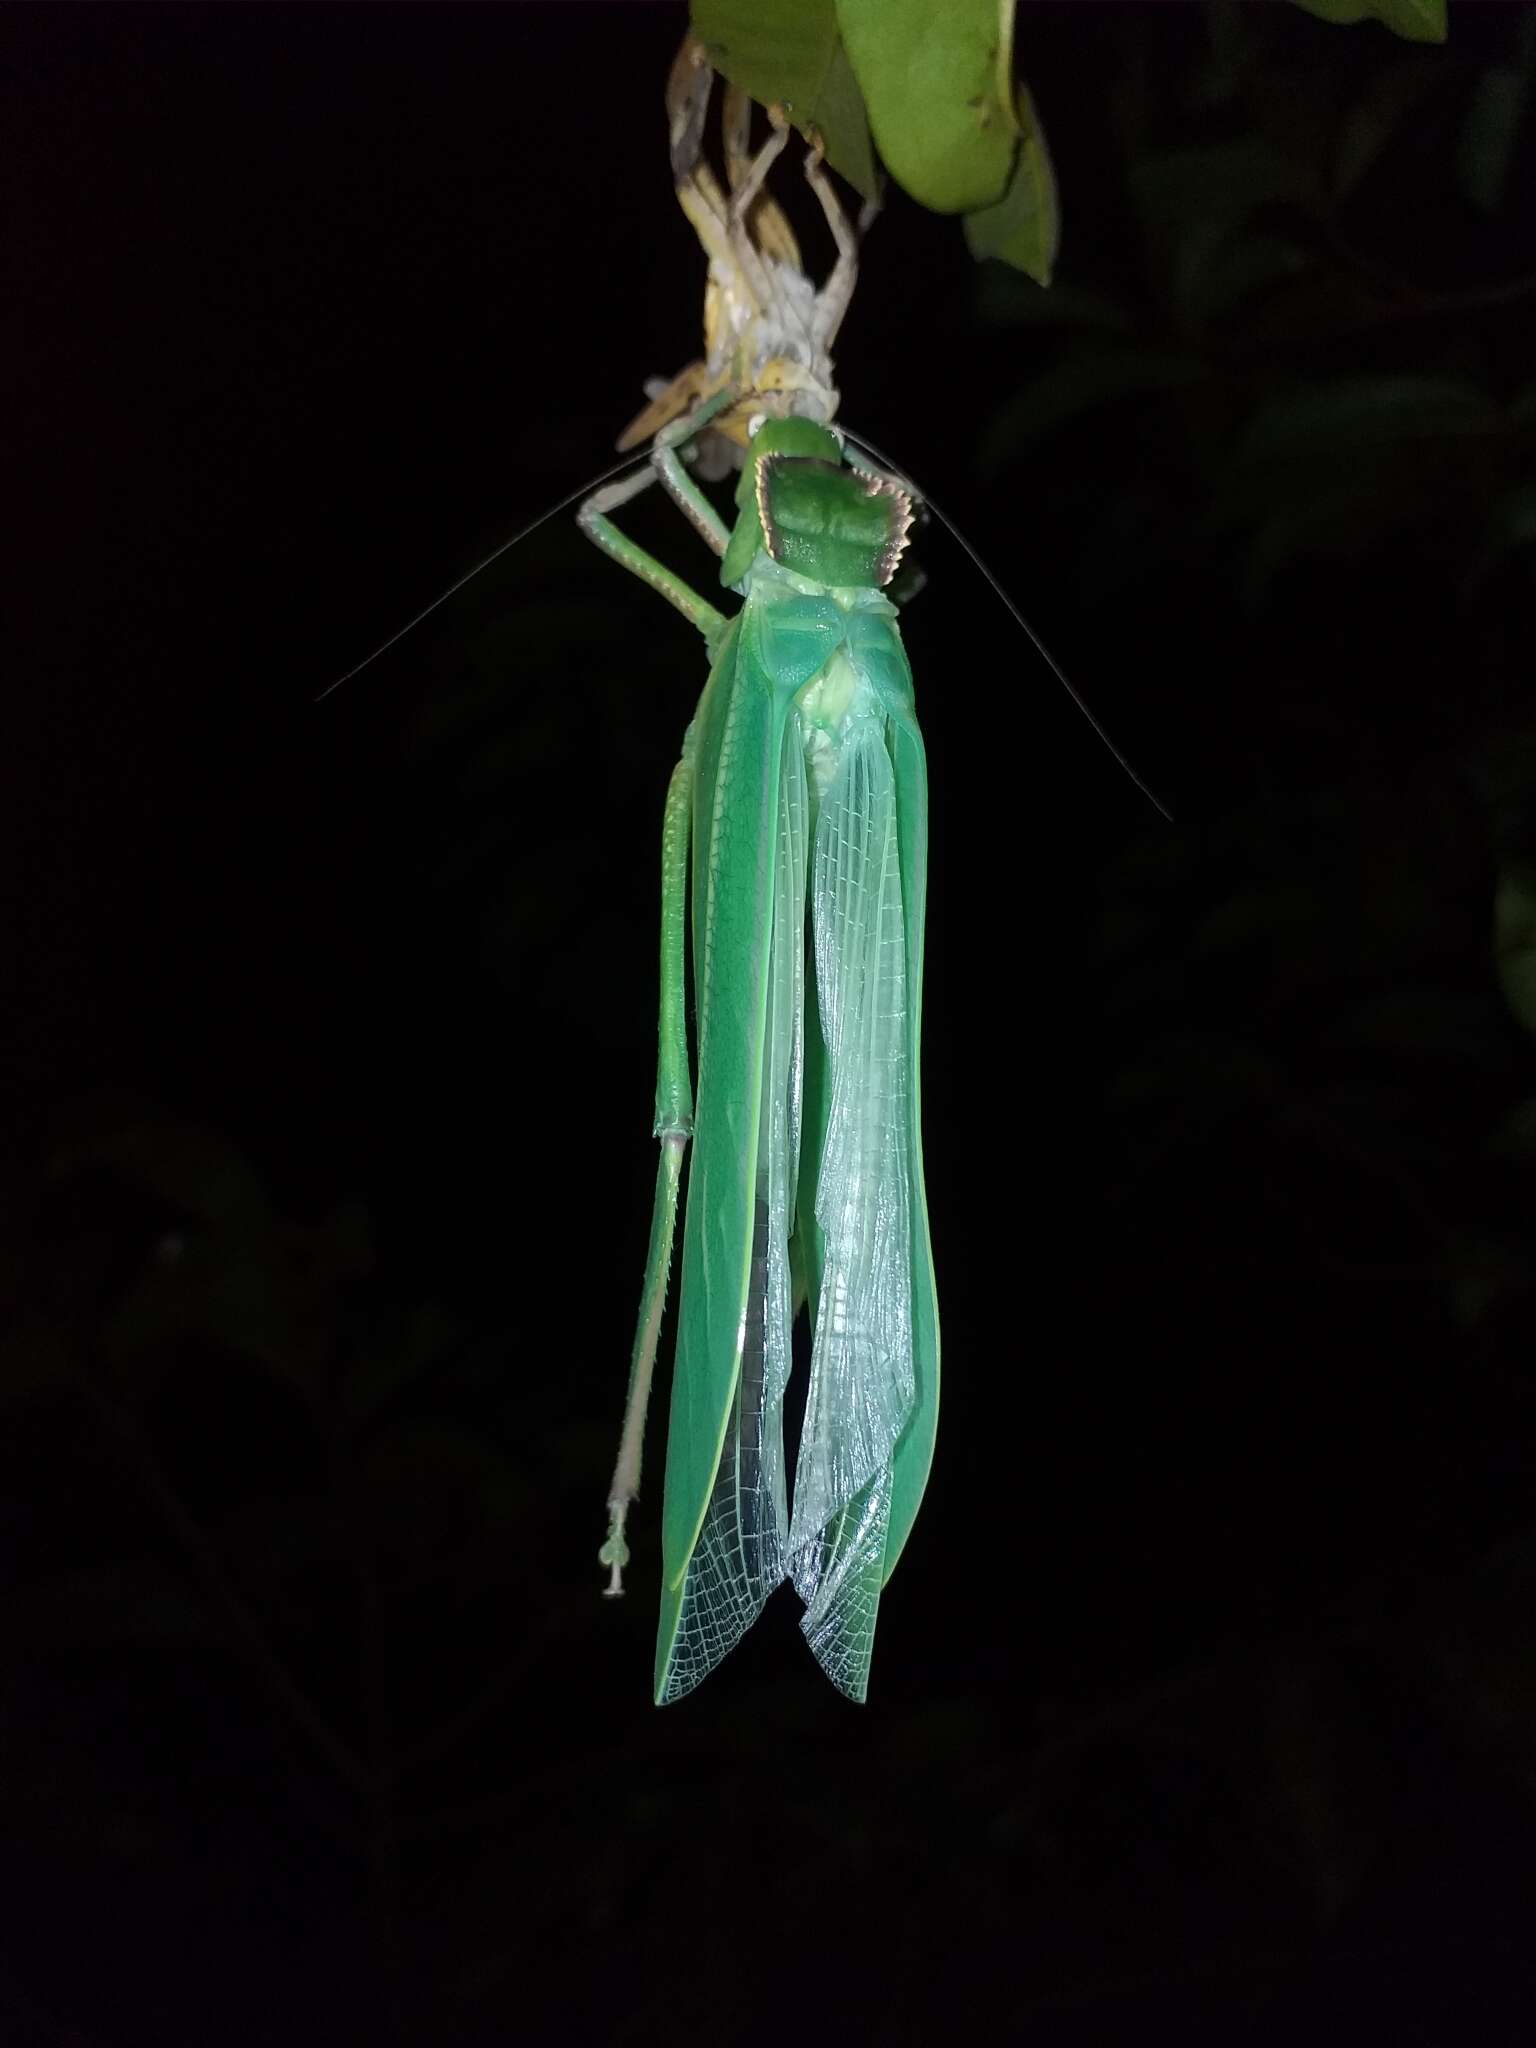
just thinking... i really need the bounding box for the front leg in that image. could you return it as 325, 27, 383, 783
650, 390, 743, 558
578, 460, 726, 645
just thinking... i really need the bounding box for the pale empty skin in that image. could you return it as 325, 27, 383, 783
615, 37, 865, 466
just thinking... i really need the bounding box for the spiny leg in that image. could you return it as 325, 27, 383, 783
602, 746, 696, 1594
578, 461, 726, 644
804, 132, 861, 353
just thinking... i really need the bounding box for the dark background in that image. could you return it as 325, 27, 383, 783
7, 2, 1536, 2039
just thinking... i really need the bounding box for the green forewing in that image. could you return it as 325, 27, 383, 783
656, 597, 841, 1700
655, 615, 780, 1695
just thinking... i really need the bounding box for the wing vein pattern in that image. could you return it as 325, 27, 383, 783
789, 702, 915, 1700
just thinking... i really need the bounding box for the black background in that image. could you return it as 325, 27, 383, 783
7, 3, 1536, 2041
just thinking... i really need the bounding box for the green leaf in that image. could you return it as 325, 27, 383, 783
0, 1323, 76, 1406
1465, 485, 1536, 590
341, 1301, 468, 1427
1194, 0, 1259, 110
1189, 884, 1319, 959
5, 1560, 213, 1651
963, 82, 1059, 283
972, 272, 1128, 332
1178, 231, 1309, 326
1131, 137, 1314, 253
835, 0, 1018, 213
1129, 137, 1315, 321
1234, 495, 1366, 611
1237, 375, 1496, 463
1288, 0, 1447, 44
1485, 1096, 1536, 1163
1327, 990, 1507, 1065
1107, 1031, 1282, 1117
977, 346, 1205, 474
1445, 1231, 1532, 1327
1334, 56, 1449, 195
48, 1104, 271, 1228
691, 0, 877, 202
362, 1422, 531, 1572
1495, 866, 1536, 1038
1459, 63, 1529, 214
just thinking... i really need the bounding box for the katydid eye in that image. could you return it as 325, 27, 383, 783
747, 412, 767, 439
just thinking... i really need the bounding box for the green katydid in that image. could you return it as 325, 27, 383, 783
589, 397, 935, 1706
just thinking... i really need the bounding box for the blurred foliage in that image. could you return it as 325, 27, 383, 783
1293, 0, 1446, 40
7, 1083, 1536, 2035
692, 0, 1447, 279
961, 7, 1536, 1363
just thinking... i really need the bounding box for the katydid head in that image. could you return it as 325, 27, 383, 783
720, 415, 913, 593
720, 418, 913, 592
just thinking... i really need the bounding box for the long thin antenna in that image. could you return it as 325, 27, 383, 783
844, 427, 1173, 823
315, 448, 656, 703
